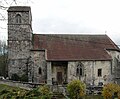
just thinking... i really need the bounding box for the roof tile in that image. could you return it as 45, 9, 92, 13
33, 34, 119, 61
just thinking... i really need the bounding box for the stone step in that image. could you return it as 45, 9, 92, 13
51, 93, 66, 99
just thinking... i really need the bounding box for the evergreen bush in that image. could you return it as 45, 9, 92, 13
67, 80, 86, 99
20, 74, 28, 82
11, 73, 20, 81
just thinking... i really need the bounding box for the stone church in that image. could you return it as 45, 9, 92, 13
7, 6, 120, 86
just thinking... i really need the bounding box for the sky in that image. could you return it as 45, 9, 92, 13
0, 0, 120, 46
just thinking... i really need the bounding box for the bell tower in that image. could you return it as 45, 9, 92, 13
7, 6, 33, 80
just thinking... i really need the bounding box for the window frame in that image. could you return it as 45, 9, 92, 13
76, 63, 84, 76
98, 68, 102, 77
15, 14, 22, 24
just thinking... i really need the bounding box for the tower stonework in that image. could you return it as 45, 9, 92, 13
7, 6, 33, 80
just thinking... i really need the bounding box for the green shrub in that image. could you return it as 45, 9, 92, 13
2, 90, 16, 99
22, 85, 51, 98
67, 80, 86, 99
20, 74, 28, 82
11, 73, 28, 82
102, 83, 120, 99
0, 89, 9, 95
38, 85, 50, 95
0, 84, 52, 99
25, 88, 40, 97
38, 85, 51, 99
11, 73, 20, 81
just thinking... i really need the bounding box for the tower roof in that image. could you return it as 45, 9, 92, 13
7, 6, 31, 12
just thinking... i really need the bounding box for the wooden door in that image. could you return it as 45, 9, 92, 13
57, 72, 62, 84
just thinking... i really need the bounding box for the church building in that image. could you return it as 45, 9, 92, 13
7, 6, 120, 86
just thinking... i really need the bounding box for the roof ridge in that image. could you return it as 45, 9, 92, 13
34, 33, 106, 36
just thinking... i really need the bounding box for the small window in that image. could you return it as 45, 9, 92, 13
38, 67, 42, 75
80, 68, 82, 76
98, 69, 102, 77
16, 14, 21, 24
76, 63, 84, 76
76, 67, 79, 74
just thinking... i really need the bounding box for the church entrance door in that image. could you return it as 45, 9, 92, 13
57, 72, 62, 84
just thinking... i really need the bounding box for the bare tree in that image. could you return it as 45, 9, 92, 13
0, 0, 33, 23
0, 40, 7, 77
0, 40, 7, 55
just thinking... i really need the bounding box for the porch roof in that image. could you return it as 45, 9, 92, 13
33, 34, 119, 61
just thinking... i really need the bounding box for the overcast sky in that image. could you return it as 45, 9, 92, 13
0, 0, 120, 46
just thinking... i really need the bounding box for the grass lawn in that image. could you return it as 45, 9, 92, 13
0, 84, 23, 91
0, 84, 27, 99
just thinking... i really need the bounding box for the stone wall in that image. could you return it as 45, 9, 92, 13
8, 7, 33, 79
67, 60, 112, 86
8, 41, 32, 59
8, 59, 28, 76
107, 50, 120, 72
107, 50, 120, 84
8, 25, 32, 41
32, 50, 47, 83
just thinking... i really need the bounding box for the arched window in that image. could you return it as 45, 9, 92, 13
80, 68, 82, 76
76, 67, 79, 74
76, 63, 84, 76
16, 14, 21, 24
38, 67, 42, 75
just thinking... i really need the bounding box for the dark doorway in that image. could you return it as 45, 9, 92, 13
57, 72, 62, 84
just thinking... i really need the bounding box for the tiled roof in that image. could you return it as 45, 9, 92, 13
33, 34, 119, 61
